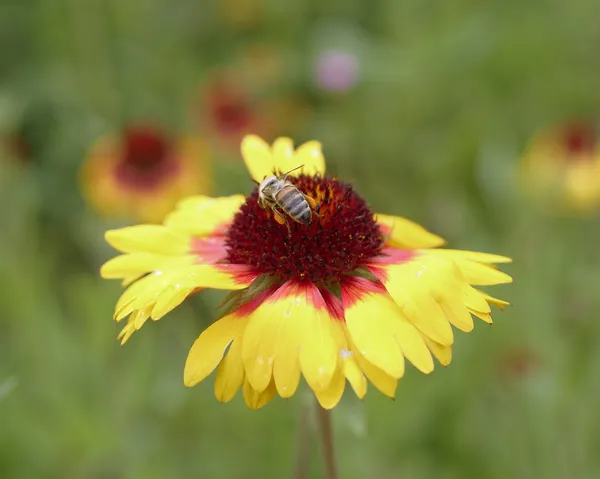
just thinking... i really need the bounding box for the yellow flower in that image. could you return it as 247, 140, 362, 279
519, 122, 600, 213
80, 125, 212, 223
101, 135, 512, 409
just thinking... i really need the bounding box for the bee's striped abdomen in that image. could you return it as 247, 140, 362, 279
276, 185, 312, 225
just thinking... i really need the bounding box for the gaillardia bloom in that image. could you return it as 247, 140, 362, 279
101, 135, 512, 409
519, 122, 600, 212
200, 75, 259, 151
81, 125, 211, 223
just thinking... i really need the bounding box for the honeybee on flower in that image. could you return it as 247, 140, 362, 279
257, 165, 319, 230
101, 134, 512, 410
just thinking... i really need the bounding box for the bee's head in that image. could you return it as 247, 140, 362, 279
258, 175, 280, 200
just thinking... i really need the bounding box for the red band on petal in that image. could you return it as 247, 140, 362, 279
265, 280, 344, 320
214, 264, 259, 285
320, 288, 345, 322
190, 236, 228, 264
235, 285, 280, 317
364, 248, 417, 282
368, 247, 416, 265
340, 276, 386, 308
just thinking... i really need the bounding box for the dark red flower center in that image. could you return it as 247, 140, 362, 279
114, 126, 178, 190
563, 124, 596, 157
211, 95, 253, 135
225, 176, 384, 286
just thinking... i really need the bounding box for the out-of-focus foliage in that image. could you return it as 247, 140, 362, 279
1, 0, 600, 478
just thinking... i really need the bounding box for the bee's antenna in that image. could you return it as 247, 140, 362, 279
251, 179, 260, 186
282, 164, 304, 181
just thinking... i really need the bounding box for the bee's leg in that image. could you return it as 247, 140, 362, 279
272, 207, 291, 234
304, 194, 322, 217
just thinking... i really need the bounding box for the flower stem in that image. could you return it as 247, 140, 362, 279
293, 401, 311, 479
316, 400, 338, 479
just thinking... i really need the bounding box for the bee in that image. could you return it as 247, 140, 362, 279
257, 165, 319, 231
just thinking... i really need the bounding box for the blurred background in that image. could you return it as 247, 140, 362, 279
2, 0, 600, 478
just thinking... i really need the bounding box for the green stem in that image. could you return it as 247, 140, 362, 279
293, 401, 311, 479
316, 400, 338, 479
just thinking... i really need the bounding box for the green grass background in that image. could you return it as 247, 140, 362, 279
2, 0, 600, 477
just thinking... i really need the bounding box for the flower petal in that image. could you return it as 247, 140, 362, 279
214, 339, 244, 403
314, 369, 346, 410
105, 225, 190, 255
293, 141, 326, 177
184, 314, 245, 387
241, 309, 277, 393
353, 348, 398, 398
241, 135, 275, 182
369, 253, 454, 346
138, 265, 254, 318
256, 282, 342, 393
243, 378, 277, 409
341, 351, 367, 399
427, 250, 513, 285
341, 280, 405, 378
423, 336, 452, 366
482, 292, 510, 309
272, 137, 296, 173
376, 213, 446, 249
342, 277, 433, 375
100, 253, 196, 280
164, 195, 245, 237
429, 250, 512, 264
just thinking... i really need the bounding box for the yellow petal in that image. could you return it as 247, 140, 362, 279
393, 313, 434, 374
100, 253, 195, 280
299, 307, 342, 393
376, 213, 446, 249
453, 260, 513, 286
423, 336, 452, 366
117, 320, 136, 345
164, 195, 245, 237
481, 292, 510, 309
375, 257, 454, 346
294, 140, 326, 177
353, 348, 397, 398
314, 369, 345, 410
263, 282, 342, 393
184, 314, 245, 387
115, 278, 151, 321
470, 309, 493, 324
271, 306, 302, 398
214, 339, 244, 403
429, 249, 512, 264
124, 265, 253, 321
342, 278, 433, 375
272, 137, 296, 173
341, 351, 367, 399
241, 134, 275, 182
151, 284, 192, 320
243, 378, 277, 409
438, 297, 474, 332
462, 285, 491, 313
105, 225, 190, 255
342, 283, 405, 378
133, 306, 152, 329
241, 310, 277, 393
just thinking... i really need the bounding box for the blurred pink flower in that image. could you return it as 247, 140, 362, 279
315, 50, 359, 93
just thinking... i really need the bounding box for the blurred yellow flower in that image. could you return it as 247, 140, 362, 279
519, 122, 600, 213
80, 125, 211, 223
101, 134, 512, 410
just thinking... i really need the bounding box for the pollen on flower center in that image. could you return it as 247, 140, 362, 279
225, 175, 384, 285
